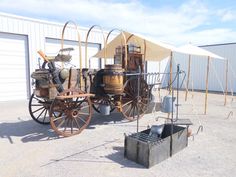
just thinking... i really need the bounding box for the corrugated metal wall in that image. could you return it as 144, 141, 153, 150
201, 44, 236, 93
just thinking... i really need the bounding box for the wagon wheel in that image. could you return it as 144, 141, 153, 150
49, 88, 92, 137
28, 93, 51, 124
121, 78, 149, 121
92, 97, 116, 114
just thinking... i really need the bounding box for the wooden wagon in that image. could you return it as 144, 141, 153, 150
28, 22, 168, 137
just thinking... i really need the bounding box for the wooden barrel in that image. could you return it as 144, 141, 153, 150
103, 64, 124, 94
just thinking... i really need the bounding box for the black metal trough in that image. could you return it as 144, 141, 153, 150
124, 124, 188, 168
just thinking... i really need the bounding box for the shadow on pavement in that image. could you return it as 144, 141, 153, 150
0, 111, 127, 144
105, 146, 144, 169
0, 106, 153, 144
87, 111, 128, 129
41, 139, 143, 169
0, 118, 59, 144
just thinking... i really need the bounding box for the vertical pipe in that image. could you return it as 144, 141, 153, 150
185, 55, 191, 101
168, 52, 173, 119
176, 64, 180, 120
169, 51, 173, 93
204, 56, 210, 114
170, 66, 174, 157
224, 59, 228, 106
137, 66, 141, 133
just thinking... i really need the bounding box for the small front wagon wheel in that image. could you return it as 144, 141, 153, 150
28, 93, 51, 124
49, 89, 92, 137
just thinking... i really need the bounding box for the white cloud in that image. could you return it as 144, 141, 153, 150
159, 28, 236, 46
217, 9, 235, 22
0, 0, 235, 45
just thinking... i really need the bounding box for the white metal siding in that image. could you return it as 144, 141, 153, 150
0, 12, 107, 101
0, 32, 29, 101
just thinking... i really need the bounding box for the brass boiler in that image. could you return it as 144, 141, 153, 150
103, 64, 124, 94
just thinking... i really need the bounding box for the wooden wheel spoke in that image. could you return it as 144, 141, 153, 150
138, 104, 146, 113
74, 118, 80, 129
33, 96, 44, 102
125, 91, 133, 98
128, 104, 134, 117
76, 101, 84, 107
36, 108, 46, 119
78, 116, 87, 124
32, 106, 44, 114
63, 118, 69, 132
43, 109, 48, 122
78, 112, 90, 116
57, 119, 65, 129
132, 104, 136, 118
123, 103, 132, 114
71, 119, 74, 134
53, 115, 65, 122
31, 104, 44, 106
80, 105, 90, 110
122, 100, 133, 107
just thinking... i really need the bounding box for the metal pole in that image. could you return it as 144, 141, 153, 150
170, 66, 174, 157
185, 55, 191, 101
137, 66, 141, 133
204, 56, 210, 114
176, 64, 180, 120
224, 59, 228, 106
169, 51, 173, 93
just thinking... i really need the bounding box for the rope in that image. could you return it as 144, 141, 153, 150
229, 63, 236, 79
228, 76, 234, 103
209, 59, 225, 94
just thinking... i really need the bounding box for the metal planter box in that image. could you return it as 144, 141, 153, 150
124, 124, 188, 168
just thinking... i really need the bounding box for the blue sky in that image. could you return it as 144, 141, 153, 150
0, 0, 235, 46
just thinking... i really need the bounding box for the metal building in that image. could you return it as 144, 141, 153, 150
0, 13, 104, 101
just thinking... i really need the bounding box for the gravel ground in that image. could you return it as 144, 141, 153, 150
0, 91, 236, 177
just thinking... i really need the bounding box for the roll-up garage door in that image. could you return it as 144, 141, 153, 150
0, 32, 29, 101
45, 38, 101, 69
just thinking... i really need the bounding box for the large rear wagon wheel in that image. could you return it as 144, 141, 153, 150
49, 89, 92, 137
121, 78, 149, 121
28, 93, 51, 124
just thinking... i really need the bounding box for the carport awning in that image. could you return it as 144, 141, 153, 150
177, 44, 225, 60
93, 31, 176, 61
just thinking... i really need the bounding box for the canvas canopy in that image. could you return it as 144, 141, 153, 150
177, 44, 225, 60
93, 31, 176, 61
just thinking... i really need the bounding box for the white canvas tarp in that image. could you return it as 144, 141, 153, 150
93, 31, 176, 61
177, 44, 225, 60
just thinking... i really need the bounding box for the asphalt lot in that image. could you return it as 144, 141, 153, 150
0, 91, 236, 177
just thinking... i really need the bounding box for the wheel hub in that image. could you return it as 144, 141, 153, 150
71, 109, 79, 118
